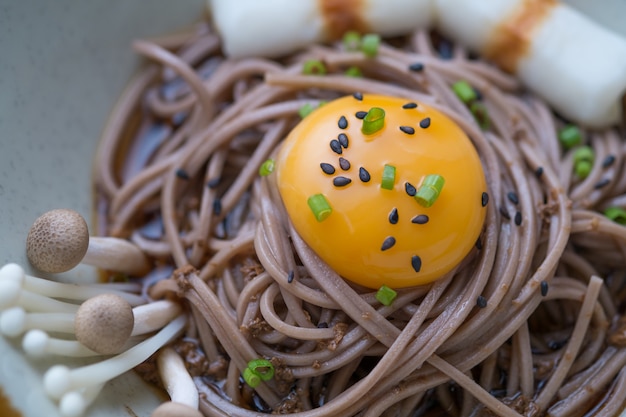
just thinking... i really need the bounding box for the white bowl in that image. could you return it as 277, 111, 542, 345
0, 1, 625, 416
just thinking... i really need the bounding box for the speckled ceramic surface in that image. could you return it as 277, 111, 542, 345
0, 1, 625, 417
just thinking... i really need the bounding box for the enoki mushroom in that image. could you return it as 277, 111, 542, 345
93, 22, 626, 416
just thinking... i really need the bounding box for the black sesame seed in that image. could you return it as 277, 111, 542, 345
359, 167, 371, 182
411, 214, 429, 224
594, 178, 610, 189
402, 102, 418, 109
389, 208, 399, 224
355, 111, 368, 119
353, 92, 363, 101
481, 192, 489, 207
381, 236, 396, 251
338, 115, 348, 129
476, 296, 487, 308
499, 206, 511, 220
338, 133, 349, 148
176, 168, 190, 180
287, 270, 295, 283
405, 182, 417, 196
399, 126, 415, 135
330, 139, 343, 154
419, 117, 431, 129
333, 176, 352, 187
207, 177, 221, 188
602, 154, 616, 168
535, 166, 544, 178
339, 157, 351, 171
475, 237, 483, 250
514, 211, 522, 226
320, 163, 335, 175
540, 281, 549, 296
408, 62, 424, 72
411, 255, 422, 272
507, 191, 519, 205
213, 199, 222, 215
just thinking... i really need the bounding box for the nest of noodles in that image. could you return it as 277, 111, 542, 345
94, 22, 626, 417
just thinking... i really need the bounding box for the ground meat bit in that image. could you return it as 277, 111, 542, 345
175, 339, 228, 379
327, 322, 348, 351
272, 390, 303, 414
477, 394, 539, 416
134, 354, 161, 386
240, 256, 265, 281
244, 317, 273, 337
270, 357, 295, 394
312, 360, 321, 369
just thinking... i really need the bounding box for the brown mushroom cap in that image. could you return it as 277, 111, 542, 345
74, 293, 134, 355
151, 402, 203, 417
26, 209, 89, 273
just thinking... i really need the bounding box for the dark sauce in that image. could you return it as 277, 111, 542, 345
0, 388, 22, 417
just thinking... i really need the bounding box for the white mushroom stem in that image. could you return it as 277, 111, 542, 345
131, 300, 182, 336
23, 330, 98, 358
22, 329, 146, 358
26, 209, 151, 276
157, 347, 199, 408
0, 280, 79, 313
0, 263, 145, 306
0, 307, 75, 337
151, 401, 203, 417
59, 383, 105, 417
43, 314, 187, 399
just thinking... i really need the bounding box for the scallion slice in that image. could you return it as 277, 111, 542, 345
469, 101, 490, 131
376, 285, 397, 306
452, 80, 477, 104
558, 125, 582, 149
259, 159, 275, 176
362, 107, 385, 135
415, 174, 445, 207
243, 367, 261, 388
247, 359, 275, 381
361, 33, 380, 57
302, 59, 327, 75
343, 30, 361, 51
345, 66, 363, 77
604, 207, 626, 225
381, 164, 396, 190
307, 194, 332, 221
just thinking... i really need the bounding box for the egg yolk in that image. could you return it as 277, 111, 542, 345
275, 94, 488, 289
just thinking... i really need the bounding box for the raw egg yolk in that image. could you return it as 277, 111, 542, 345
275, 94, 488, 289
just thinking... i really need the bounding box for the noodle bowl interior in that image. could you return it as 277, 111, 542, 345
91, 23, 626, 416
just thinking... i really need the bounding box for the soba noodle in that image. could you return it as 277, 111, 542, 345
94, 21, 626, 417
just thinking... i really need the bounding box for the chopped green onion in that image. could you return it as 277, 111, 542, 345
415, 174, 445, 207
344, 66, 363, 77
259, 159, 275, 176
573, 146, 594, 178
470, 101, 490, 131
243, 367, 261, 388
307, 194, 332, 222
361, 33, 380, 57
376, 285, 397, 306
558, 125, 582, 149
381, 164, 396, 190
361, 107, 385, 135
298, 103, 316, 118
302, 59, 327, 75
343, 30, 361, 51
573, 145, 594, 163
452, 80, 477, 104
604, 207, 626, 225
247, 359, 275, 381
